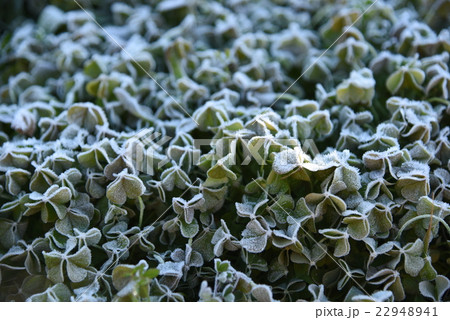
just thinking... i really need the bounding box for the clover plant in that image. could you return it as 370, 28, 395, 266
0, 0, 449, 302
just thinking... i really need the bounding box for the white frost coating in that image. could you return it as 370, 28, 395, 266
272, 147, 311, 175
157, 261, 184, 277
396, 160, 430, 178
157, 0, 190, 12
11, 108, 36, 136
344, 68, 375, 89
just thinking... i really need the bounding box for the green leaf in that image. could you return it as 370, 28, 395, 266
67, 102, 107, 132
106, 170, 145, 205
419, 275, 450, 302
342, 210, 370, 240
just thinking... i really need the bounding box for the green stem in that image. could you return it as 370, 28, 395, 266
166, 47, 185, 79
423, 195, 436, 256
423, 216, 433, 256
138, 196, 145, 228
396, 214, 450, 240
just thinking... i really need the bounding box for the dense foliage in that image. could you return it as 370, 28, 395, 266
0, 0, 449, 302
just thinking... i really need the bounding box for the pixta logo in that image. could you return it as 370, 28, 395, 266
124, 128, 171, 175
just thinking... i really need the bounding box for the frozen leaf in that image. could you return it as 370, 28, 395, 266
67, 102, 107, 133
308, 284, 328, 302
269, 194, 294, 224
171, 244, 203, 280
272, 147, 320, 178
395, 161, 430, 202
331, 165, 361, 193
179, 217, 199, 238
78, 139, 118, 170
104, 155, 134, 180
272, 223, 303, 251
211, 219, 240, 256
419, 275, 450, 302
386, 65, 425, 94
55, 195, 93, 236
205, 155, 238, 186
251, 284, 273, 302
309, 110, 333, 137
241, 219, 269, 254
342, 210, 370, 240
150, 279, 185, 302
172, 194, 205, 224
74, 228, 102, 248
336, 68, 375, 106
157, 261, 184, 278
305, 190, 347, 218
38, 5, 65, 33
402, 239, 425, 277
235, 198, 268, 220
43, 245, 91, 283
319, 229, 350, 257
25, 185, 72, 223
366, 268, 405, 301
27, 283, 71, 302
85, 170, 107, 199
11, 108, 36, 136
114, 87, 153, 121
367, 199, 394, 235
347, 288, 394, 302
426, 65, 450, 99
5, 168, 30, 196
112, 260, 158, 301
106, 170, 145, 205
160, 166, 191, 191
191, 229, 215, 262
56, 168, 82, 197
86, 74, 120, 100
284, 100, 319, 117
193, 100, 229, 131
29, 162, 58, 193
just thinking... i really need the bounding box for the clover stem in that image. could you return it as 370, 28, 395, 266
138, 196, 145, 228
170, 57, 185, 79
165, 47, 185, 79
396, 214, 450, 241
423, 194, 436, 256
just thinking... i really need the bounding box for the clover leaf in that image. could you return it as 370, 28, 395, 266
211, 219, 241, 256
43, 243, 91, 283
112, 260, 159, 302
419, 275, 450, 302
5, 168, 30, 196
241, 219, 270, 254
319, 228, 350, 257
27, 283, 71, 302
24, 185, 72, 223
67, 102, 107, 133
172, 194, 204, 224
106, 169, 145, 205
336, 68, 375, 106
